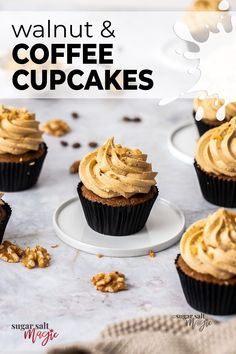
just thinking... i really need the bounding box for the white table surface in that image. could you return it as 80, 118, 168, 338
0, 97, 234, 353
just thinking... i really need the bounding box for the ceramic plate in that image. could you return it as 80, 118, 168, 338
53, 196, 185, 257
168, 122, 198, 165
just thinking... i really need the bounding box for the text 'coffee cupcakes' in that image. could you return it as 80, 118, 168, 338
194, 116, 236, 207
78, 137, 158, 236
176, 208, 236, 315
0, 105, 47, 191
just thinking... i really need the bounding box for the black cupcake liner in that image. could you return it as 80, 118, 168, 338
194, 161, 236, 207
175, 255, 236, 315
192, 110, 216, 136
0, 202, 12, 244
0, 143, 48, 192
77, 182, 158, 236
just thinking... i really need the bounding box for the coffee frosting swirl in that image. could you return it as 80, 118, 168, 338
180, 208, 236, 280
79, 137, 157, 198
194, 98, 236, 122
0, 105, 43, 155
196, 117, 236, 177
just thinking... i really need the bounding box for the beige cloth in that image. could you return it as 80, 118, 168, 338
46, 314, 236, 354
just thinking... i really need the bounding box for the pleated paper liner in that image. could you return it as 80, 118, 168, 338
175, 255, 236, 315
194, 161, 236, 208
0, 202, 12, 243
0, 143, 48, 192
77, 182, 159, 236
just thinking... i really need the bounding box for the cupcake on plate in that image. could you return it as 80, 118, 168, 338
0, 193, 11, 243
193, 97, 236, 136
78, 137, 158, 236
176, 208, 236, 315
194, 117, 236, 207
0, 105, 47, 192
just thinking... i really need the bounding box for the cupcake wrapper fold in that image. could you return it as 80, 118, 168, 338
0, 143, 48, 192
194, 161, 236, 207
175, 255, 236, 315
0, 202, 12, 244
193, 111, 218, 136
77, 182, 158, 236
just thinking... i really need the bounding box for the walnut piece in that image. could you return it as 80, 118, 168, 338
41, 119, 71, 137
148, 250, 156, 258
0, 241, 24, 263
91, 271, 127, 293
69, 160, 80, 174
21, 246, 51, 269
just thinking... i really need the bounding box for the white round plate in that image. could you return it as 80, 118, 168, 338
168, 122, 198, 165
53, 197, 185, 257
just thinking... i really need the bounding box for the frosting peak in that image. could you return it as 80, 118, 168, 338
0, 105, 43, 155
79, 137, 157, 198
194, 97, 236, 121
180, 209, 236, 280
195, 117, 236, 177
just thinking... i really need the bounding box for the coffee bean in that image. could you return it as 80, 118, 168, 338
71, 112, 79, 119
133, 117, 142, 122
72, 142, 81, 148
122, 116, 142, 122
60, 140, 68, 147
122, 116, 131, 122
89, 142, 98, 148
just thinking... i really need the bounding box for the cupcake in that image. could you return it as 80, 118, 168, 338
194, 117, 236, 207
0, 193, 11, 243
185, 1, 228, 43
78, 137, 158, 236
176, 208, 236, 315
0, 105, 47, 191
193, 97, 236, 136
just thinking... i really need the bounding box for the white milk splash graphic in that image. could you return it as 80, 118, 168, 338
219, 0, 230, 11
169, 8, 236, 121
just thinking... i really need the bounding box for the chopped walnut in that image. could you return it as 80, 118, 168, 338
148, 250, 156, 258
0, 105, 35, 121
21, 246, 51, 269
41, 119, 71, 137
91, 271, 127, 293
0, 241, 24, 263
70, 160, 80, 174
36, 246, 51, 268
21, 248, 37, 269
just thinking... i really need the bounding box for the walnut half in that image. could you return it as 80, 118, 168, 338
0, 241, 24, 263
91, 271, 127, 293
41, 119, 71, 137
21, 246, 51, 269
